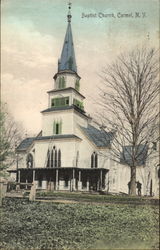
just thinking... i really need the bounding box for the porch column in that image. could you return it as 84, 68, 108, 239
78, 170, 82, 191
16, 170, 21, 190
25, 179, 28, 189
105, 172, 109, 192
100, 170, 103, 190
56, 169, 59, 191
18, 170, 21, 183
72, 169, 76, 191
33, 170, 35, 182
87, 180, 89, 191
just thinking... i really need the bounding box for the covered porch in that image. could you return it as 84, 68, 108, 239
9, 167, 109, 192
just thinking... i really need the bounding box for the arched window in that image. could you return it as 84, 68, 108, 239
91, 154, 94, 168
51, 150, 53, 168
75, 79, 80, 91
55, 149, 57, 167
58, 149, 61, 167
46, 150, 50, 168
58, 76, 66, 89
91, 152, 98, 168
47, 147, 61, 168
53, 120, 62, 135
26, 153, 33, 168
95, 153, 98, 168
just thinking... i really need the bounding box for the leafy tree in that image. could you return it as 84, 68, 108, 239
0, 103, 24, 176
97, 47, 159, 195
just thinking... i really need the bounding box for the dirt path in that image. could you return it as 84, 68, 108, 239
36, 199, 79, 204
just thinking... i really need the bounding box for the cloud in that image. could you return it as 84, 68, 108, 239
1, 16, 58, 80
1, 2, 159, 135
1, 73, 48, 134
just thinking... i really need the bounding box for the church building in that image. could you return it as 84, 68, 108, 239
11, 5, 159, 196
14, 5, 114, 192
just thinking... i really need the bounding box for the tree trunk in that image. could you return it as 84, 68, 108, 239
130, 165, 136, 196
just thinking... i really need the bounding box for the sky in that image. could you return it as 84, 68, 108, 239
1, 0, 159, 135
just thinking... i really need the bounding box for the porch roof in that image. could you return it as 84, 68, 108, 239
8, 167, 109, 173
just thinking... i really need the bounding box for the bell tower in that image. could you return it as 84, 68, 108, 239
48, 2, 85, 112
41, 3, 90, 137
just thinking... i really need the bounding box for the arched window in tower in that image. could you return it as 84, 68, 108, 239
58, 76, 66, 89
53, 120, 62, 135
91, 152, 98, 168
26, 153, 33, 168
75, 79, 80, 91
58, 149, 61, 167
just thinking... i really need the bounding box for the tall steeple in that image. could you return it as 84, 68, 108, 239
58, 3, 77, 73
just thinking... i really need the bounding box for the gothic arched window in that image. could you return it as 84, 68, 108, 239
75, 79, 80, 91
53, 120, 62, 135
91, 152, 98, 168
26, 153, 33, 168
51, 150, 53, 168
47, 147, 61, 168
55, 149, 57, 167
46, 149, 51, 168
58, 149, 61, 167
58, 77, 66, 89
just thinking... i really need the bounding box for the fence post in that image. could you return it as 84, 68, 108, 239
29, 181, 36, 201
0, 182, 7, 206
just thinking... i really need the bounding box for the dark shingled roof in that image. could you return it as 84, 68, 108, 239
41, 105, 90, 119
120, 145, 148, 166
58, 21, 77, 72
35, 134, 81, 141
80, 125, 114, 147
16, 137, 35, 152
47, 87, 85, 99
41, 105, 73, 113
16, 134, 81, 152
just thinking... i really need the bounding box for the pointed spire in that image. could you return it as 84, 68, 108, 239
58, 2, 77, 73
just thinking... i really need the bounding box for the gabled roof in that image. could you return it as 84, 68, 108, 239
16, 137, 35, 152
35, 134, 81, 141
16, 134, 82, 152
58, 21, 77, 73
120, 145, 148, 166
80, 125, 114, 148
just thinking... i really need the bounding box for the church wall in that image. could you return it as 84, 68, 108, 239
98, 150, 111, 169
74, 127, 110, 169
108, 161, 150, 195
74, 127, 97, 168
34, 139, 78, 168
17, 152, 26, 169
42, 110, 74, 136
73, 112, 88, 131
145, 150, 159, 197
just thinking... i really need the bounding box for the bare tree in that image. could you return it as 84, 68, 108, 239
0, 103, 24, 176
96, 47, 159, 195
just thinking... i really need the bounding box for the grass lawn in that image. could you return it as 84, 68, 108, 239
36, 191, 159, 205
0, 198, 159, 250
